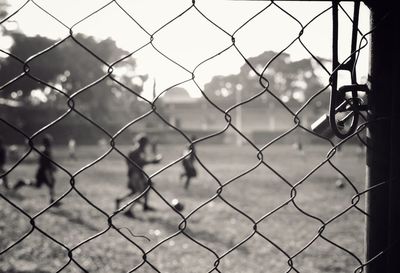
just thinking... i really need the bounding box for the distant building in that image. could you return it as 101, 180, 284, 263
161, 87, 198, 104
161, 87, 305, 133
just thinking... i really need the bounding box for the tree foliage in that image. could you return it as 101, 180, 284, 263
0, 0, 8, 19
204, 51, 328, 111
0, 31, 143, 122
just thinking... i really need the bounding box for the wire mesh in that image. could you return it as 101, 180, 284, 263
0, 0, 393, 272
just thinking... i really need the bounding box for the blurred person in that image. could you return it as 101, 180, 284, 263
68, 138, 77, 160
8, 144, 20, 162
0, 136, 9, 189
14, 134, 59, 205
292, 135, 304, 155
115, 134, 162, 218
180, 135, 197, 190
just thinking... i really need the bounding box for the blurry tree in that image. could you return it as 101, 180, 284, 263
204, 51, 328, 112
0, 31, 144, 123
0, 0, 7, 19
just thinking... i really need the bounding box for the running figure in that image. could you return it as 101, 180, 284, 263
115, 134, 162, 218
14, 134, 59, 205
180, 136, 197, 190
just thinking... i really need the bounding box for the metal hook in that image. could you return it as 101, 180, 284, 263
312, 1, 369, 139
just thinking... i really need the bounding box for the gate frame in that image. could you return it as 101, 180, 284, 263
364, 1, 400, 272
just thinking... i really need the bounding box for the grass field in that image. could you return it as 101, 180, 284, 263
0, 143, 366, 273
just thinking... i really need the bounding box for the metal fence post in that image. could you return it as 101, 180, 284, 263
365, 1, 400, 273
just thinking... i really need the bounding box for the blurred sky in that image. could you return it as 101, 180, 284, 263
0, 0, 371, 99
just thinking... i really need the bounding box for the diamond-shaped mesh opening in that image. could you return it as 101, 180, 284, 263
70, 3, 150, 56
0, 229, 69, 273
147, 235, 217, 273
217, 233, 291, 273
220, 166, 292, 219
293, 235, 362, 272
180, 197, 255, 255
72, 229, 146, 273
257, 203, 322, 256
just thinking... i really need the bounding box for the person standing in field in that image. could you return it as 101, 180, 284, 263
0, 137, 9, 189
115, 134, 162, 218
68, 138, 77, 160
180, 135, 197, 190
14, 134, 59, 205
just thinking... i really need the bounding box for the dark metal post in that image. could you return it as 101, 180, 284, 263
365, 1, 400, 273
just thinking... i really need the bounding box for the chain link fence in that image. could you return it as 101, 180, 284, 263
0, 1, 395, 272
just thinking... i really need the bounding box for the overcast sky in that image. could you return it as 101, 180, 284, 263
1, 0, 371, 99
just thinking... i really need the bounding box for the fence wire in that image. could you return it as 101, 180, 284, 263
0, 1, 393, 273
